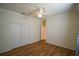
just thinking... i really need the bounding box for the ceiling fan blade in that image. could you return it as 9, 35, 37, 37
43, 13, 50, 15
43, 13, 46, 14
27, 8, 40, 15
42, 13, 48, 14
40, 8, 43, 13
35, 12, 40, 14
28, 12, 34, 15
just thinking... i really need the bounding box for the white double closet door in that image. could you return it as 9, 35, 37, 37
0, 22, 34, 53
11, 23, 28, 48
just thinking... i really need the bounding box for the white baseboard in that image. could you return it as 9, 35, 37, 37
0, 49, 12, 54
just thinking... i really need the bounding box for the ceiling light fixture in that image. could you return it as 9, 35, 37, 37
38, 13, 42, 18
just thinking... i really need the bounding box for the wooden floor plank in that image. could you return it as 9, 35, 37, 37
0, 41, 76, 56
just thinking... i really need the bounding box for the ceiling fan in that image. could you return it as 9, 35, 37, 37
27, 7, 48, 18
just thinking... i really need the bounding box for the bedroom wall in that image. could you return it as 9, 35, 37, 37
0, 8, 40, 53
46, 9, 78, 50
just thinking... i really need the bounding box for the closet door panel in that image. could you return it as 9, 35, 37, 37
21, 25, 29, 46
10, 23, 22, 48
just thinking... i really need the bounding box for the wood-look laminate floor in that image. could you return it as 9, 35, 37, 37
0, 41, 76, 56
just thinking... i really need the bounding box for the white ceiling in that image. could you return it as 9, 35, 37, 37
0, 3, 75, 17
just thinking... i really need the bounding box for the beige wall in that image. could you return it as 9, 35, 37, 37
0, 8, 40, 53
46, 10, 78, 50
